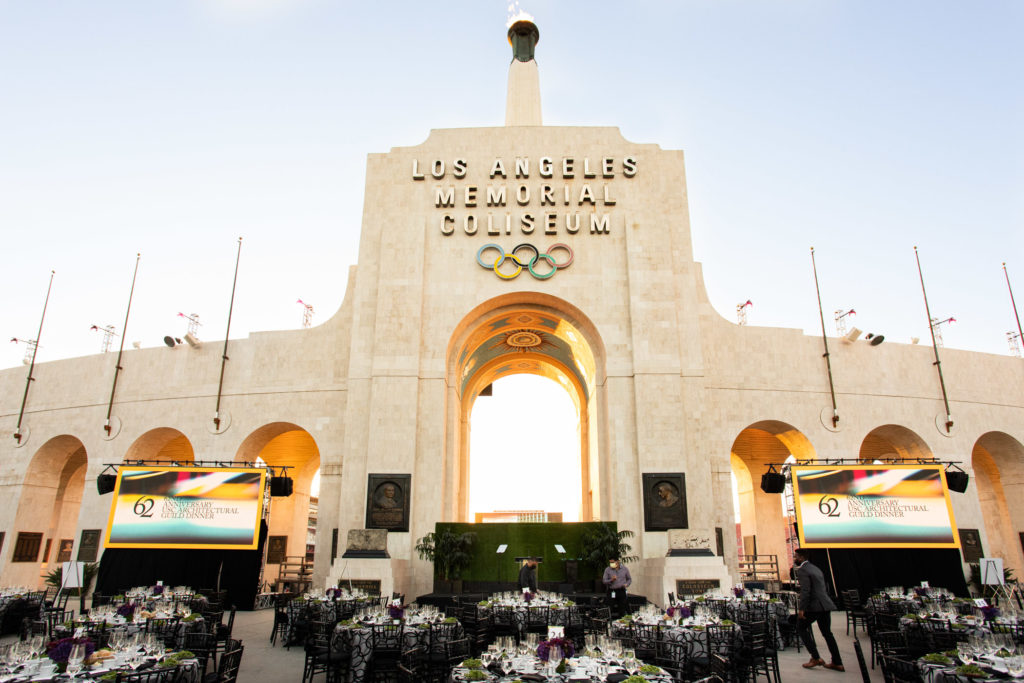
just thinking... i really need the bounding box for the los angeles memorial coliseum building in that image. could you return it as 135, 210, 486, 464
1, 20, 1022, 602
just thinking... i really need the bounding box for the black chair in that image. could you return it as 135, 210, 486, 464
870, 630, 908, 669
302, 621, 347, 683
585, 606, 611, 637
490, 605, 517, 640
270, 593, 294, 645
45, 609, 73, 637
655, 637, 689, 681
211, 606, 236, 666
369, 622, 404, 681
631, 622, 659, 662
709, 652, 740, 683
878, 654, 923, 683
146, 616, 180, 649
208, 640, 244, 683
183, 630, 217, 678
842, 589, 870, 636
740, 620, 776, 683
525, 606, 549, 635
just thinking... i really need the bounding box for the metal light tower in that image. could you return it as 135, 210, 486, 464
10, 338, 38, 365
736, 300, 752, 325
1009, 332, 1022, 358
834, 309, 856, 336
930, 316, 956, 347
90, 324, 119, 353
297, 299, 314, 328
177, 313, 201, 337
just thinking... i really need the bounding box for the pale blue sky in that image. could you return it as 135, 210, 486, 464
2, 0, 1021, 373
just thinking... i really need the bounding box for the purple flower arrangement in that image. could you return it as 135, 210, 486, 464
981, 606, 1000, 621
523, 592, 534, 603
733, 587, 746, 598
46, 636, 95, 665
536, 637, 575, 662
667, 606, 691, 618
388, 605, 405, 620
116, 603, 136, 621
151, 585, 164, 596
914, 587, 929, 597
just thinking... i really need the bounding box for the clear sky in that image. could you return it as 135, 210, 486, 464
1, 1, 1020, 371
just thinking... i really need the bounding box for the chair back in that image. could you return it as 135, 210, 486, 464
217, 642, 245, 683
853, 638, 872, 683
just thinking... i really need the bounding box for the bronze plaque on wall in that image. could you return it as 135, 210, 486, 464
676, 578, 721, 596
365, 474, 410, 532
77, 529, 101, 562
959, 528, 983, 563
643, 473, 688, 531
267, 536, 288, 564
56, 539, 74, 564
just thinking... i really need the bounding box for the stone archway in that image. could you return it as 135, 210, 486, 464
123, 427, 195, 463
236, 422, 321, 590
445, 293, 606, 523
972, 432, 1024, 577
730, 421, 816, 569
7, 435, 88, 587
859, 425, 933, 461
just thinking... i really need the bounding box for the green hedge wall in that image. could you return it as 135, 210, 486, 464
433, 521, 616, 583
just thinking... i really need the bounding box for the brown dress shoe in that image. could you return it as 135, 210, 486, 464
803, 658, 825, 668
825, 663, 845, 672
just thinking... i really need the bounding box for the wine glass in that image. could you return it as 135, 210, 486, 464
66, 644, 85, 678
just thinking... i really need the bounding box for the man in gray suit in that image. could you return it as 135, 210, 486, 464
794, 548, 844, 671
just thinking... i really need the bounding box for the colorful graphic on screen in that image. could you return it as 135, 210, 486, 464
791, 465, 959, 548
105, 467, 266, 549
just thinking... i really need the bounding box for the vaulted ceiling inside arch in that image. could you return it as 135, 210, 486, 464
458, 310, 594, 401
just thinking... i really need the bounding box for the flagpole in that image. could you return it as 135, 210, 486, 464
14, 270, 55, 444
811, 248, 839, 427
915, 247, 953, 433
104, 254, 141, 435
214, 237, 242, 431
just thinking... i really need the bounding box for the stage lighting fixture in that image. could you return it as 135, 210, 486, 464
866, 333, 885, 346
184, 333, 202, 349
843, 327, 862, 343
97, 473, 117, 495
760, 467, 786, 494
945, 468, 969, 493
270, 476, 294, 497
163, 336, 183, 348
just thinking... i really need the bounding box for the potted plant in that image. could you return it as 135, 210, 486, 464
44, 562, 99, 612
579, 523, 638, 592
415, 528, 477, 594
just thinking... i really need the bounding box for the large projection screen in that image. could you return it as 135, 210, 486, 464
105, 466, 266, 550
791, 465, 959, 549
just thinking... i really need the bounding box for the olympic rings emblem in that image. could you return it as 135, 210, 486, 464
476, 243, 574, 280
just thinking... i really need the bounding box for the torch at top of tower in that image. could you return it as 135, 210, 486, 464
504, 11, 541, 126
507, 17, 539, 63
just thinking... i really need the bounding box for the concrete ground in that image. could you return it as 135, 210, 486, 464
3, 608, 886, 682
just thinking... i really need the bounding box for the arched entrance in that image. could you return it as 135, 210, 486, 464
236, 422, 321, 591
8, 435, 88, 587
123, 427, 195, 463
858, 425, 933, 461
446, 294, 605, 523
972, 432, 1024, 576
730, 421, 816, 568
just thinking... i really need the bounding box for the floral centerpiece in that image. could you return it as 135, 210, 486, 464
536, 637, 575, 662
116, 603, 136, 622
47, 636, 95, 673
666, 605, 691, 619
523, 591, 534, 603
981, 605, 999, 622
388, 599, 405, 620
151, 585, 164, 596
733, 586, 746, 598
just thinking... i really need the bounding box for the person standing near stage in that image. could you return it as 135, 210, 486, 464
794, 548, 844, 672
518, 557, 538, 593
602, 558, 632, 618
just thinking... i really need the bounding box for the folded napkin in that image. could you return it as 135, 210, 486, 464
518, 675, 547, 682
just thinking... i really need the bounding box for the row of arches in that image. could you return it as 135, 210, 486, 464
5, 423, 322, 589
731, 421, 1024, 576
